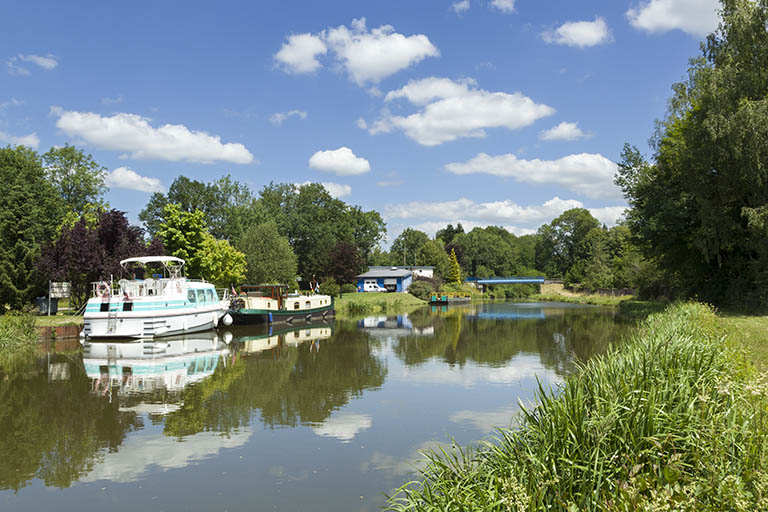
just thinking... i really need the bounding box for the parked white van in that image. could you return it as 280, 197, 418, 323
363, 281, 388, 292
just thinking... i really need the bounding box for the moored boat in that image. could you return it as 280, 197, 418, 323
428, 292, 472, 305
82, 256, 232, 340
228, 284, 334, 324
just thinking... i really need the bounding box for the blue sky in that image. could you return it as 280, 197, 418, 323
1, 0, 720, 244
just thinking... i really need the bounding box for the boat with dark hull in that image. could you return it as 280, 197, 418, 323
228, 284, 334, 325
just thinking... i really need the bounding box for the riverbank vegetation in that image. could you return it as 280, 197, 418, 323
386, 303, 768, 511
0, 311, 37, 369
334, 292, 425, 318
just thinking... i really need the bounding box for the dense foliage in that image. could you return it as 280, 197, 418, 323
40, 210, 161, 307
0, 146, 63, 308
618, 0, 768, 305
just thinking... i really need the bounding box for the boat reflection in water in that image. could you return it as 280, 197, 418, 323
223, 319, 334, 355
82, 330, 230, 410
356, 313, 434, 338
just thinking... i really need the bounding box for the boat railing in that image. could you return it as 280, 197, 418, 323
91, 278, 188, 299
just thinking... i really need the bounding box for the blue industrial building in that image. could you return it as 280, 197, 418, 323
356, 268, 413, 292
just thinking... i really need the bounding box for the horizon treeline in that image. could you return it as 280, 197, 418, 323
4, 0, 768, 309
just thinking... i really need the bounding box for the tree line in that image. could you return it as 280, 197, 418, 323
3, 0, 765, 309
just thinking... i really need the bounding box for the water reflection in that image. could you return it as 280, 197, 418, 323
0, 302, 630, 511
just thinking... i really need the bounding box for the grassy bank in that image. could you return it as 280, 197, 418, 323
0, 312, 38, 370
334, 292, 426, 318
528, 292, 634, 307
386, 303, 768, 511
34, 314, 83, 327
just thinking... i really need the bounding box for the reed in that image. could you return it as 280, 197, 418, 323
0, 311, 38, 370
386, 303, 768, 511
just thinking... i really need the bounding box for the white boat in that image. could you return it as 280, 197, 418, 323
81, 256, 232, 340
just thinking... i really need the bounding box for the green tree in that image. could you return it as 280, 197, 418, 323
140, 175, 262, 240
535, 208, 600, 278
236, 221, 297, 284
448, 248, 462, 285
617, 0, 768, 304
198, 234, 246, 287
416, 239, 451, 279
566, 228, 614, 291
259, 183, 383, 280
391, 228, 430, 266
43, 145, 107, 217
158, 203, 246, 286
0, 146, 63, 308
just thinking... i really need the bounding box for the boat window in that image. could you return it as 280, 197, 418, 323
208, 289, 218, 301
196, 290, 206, 304
294, 302, 299, 310
187, 290, 196, 303
267, 302, 271, 308
305, 301, 311, 308
123, 302, 133, 312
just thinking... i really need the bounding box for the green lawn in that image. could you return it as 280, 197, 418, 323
721, 313, 768, 370
334, 292, 425, 318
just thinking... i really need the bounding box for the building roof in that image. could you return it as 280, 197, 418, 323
357, 268, 413, 278
369, 265, 434, 270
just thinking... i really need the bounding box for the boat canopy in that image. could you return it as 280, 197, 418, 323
120, 256, 185, 266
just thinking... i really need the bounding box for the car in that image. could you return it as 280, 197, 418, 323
363, 283, 388, 292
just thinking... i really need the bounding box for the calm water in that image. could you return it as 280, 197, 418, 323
0, 302, 630, 511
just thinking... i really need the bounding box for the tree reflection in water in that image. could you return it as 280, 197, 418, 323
0, 304, 626, 493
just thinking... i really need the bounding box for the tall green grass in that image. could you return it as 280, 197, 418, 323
386, 303, 768, 511
0, 311, 38, 370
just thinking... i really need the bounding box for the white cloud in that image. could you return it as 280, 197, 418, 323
445, 152, 619, 199
296, 181, 352, 198
274, 33, 327, 74
275, 19, 439, 86
19, 53, 58, 69
377, 180, 403, 187
0, 98, 23, 110
452, 0, 470, 13
542, 17, 613, 48
269, 109, 308, 125
383, 197, 625, 244
0, 131, 39, 148
539, 121, 591, 141
7, 53, 58, 75
52, 108, 254, 164
308, 146, 371, 175
386, 196, 584, 226
490, 0, 515, 13
627, 0, 720, 37
589, 206, 627, 226
366, 77, 554, 146
312, 413, 372, 442
326, 18, 439, 85
106, 167, 165, 193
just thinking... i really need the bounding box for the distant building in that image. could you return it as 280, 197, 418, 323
367, 265, 434, 279
356, 268, 413, 292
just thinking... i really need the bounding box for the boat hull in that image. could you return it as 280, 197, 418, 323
229, 304, 335, 325
83, 302, 228, 340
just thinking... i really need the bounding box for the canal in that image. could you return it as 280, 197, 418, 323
0, 302, 631, 511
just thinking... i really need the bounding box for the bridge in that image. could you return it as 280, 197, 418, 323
465, 276, 546, 285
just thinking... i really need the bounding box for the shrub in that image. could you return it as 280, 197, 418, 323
408, 280, 434, 301
341, 283, 357, 294
318, 277, 340, 297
